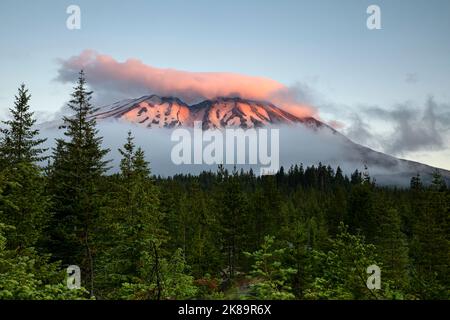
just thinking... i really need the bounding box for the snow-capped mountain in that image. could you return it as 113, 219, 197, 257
93, 95, 324, 130
94, 95, 190, 128
40, 95, 450, 185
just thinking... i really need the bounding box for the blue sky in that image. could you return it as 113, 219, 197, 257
0, 0, 449, 168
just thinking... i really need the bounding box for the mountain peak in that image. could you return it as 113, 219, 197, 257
94, 95, 319, 129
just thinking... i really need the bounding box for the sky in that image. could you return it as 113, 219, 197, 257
0, 0, 449, 169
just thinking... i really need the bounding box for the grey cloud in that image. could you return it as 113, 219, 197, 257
358, 97, 450, 155
345, 114, 373, 145
283, 82, 321, 106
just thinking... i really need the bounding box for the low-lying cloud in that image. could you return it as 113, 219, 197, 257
40, 121, 422, 185
55, 50, 316, 118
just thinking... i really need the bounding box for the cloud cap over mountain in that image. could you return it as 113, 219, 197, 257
56, 50, 315, 119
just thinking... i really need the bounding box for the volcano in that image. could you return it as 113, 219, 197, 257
93, 95, 324, 130
44, 94, 450, 186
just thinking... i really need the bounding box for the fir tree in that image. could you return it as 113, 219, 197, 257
373, 207, 410, 290
410, 171, 449, 298
0, 223, 89, 300
95, 132, 163, 298
0, 84, 50, 250
47, 70, 110, 297
217, 169, 249, 280
0, 84, 46, 166
304, 224, 385, 299
119, 248, 198, 300
0, 163, 50, 249
244, 236, 297, 300
410, 173, 423, 191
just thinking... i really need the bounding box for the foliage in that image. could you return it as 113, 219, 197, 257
47, 70, 110, 297
119, 248, 198, 300
244, 236, 297, 300
304, 224, 381, 299
0, 223, 88, 300
0, 163, 50, 249
1, 74, 448, 300
0, 83, 47, 166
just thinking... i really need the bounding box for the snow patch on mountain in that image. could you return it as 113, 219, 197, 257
93, 95, 324, 130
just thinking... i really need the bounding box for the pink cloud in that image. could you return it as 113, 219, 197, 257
56, 50, 317, 118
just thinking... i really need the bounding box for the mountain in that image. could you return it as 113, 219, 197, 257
42, 94, 450, 185
93, 95, 324, 130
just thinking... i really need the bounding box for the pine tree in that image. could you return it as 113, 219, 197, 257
304, 224, 385, 299
0, 223, 89, 300
326, 185, 347, 236
0, 84, 50, 250
249, 176, 283, 251
431, 169, 447, 191
335, 166, 345, 185
410, 173, 423, 191
410, 171, 449, 298
217, 169, 249, 280
119, 248, 198, 300
373, 206, 410, 290
0, 84, 46, 166
0, 163, 50, 249
118, 131, 135, 179
47, 70, 110, 297
95, 132, 163, 298
244, 236, 296, 300
347, 178, 376, 240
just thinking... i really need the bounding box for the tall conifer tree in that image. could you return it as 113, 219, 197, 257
0, 84, 46, 166
0, 84, 49, 249
48, 70, 109, 297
